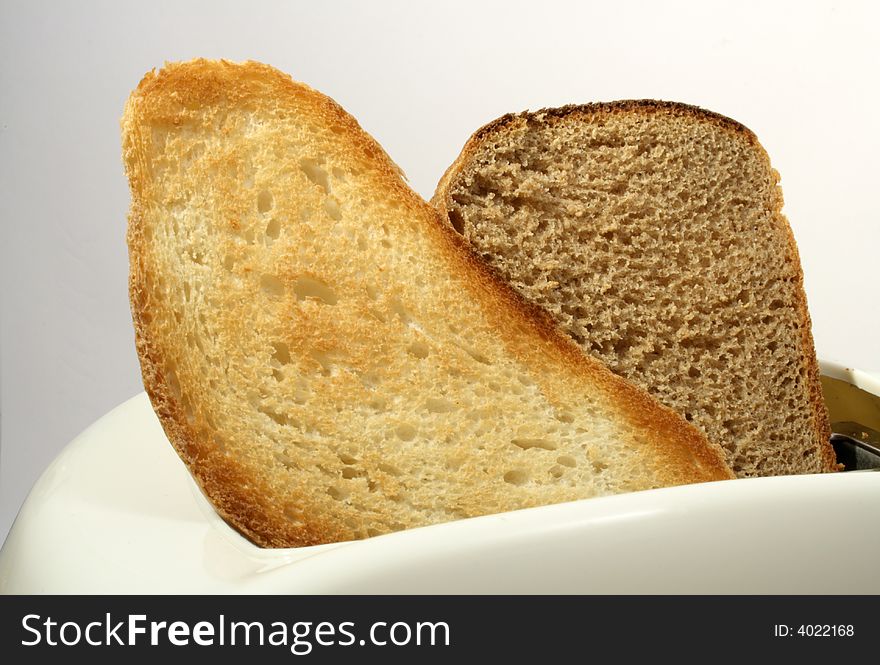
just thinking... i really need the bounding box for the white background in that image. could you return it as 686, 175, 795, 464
1, 0, 877, 544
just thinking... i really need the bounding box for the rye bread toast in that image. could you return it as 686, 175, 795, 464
433, 102, 836, 477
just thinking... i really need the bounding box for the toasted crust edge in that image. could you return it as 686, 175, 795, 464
432, 101, 837, 474
123, 63, 735, 548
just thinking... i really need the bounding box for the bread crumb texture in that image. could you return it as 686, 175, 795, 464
123, 62, 732, 548
435, 102, 836, 479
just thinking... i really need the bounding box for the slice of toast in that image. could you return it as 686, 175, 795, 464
122, 62, 732, 548
433, 102, 837, 478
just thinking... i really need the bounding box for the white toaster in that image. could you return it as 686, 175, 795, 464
1, 359, 878, 594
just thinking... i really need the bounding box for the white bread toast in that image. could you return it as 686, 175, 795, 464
122, 62, 733, 548
433, 102, 837, 478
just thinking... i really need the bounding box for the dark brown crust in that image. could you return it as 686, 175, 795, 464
123, 63, 735, 548
433, 101, 837, 475
434, 100, 759, 210
470, 100, 759, 146
773, 206, 838, 471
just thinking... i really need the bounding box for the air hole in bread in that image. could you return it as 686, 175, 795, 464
165, 365, 181, 399
512, 438, 557, 451
181, 395, 195, 424
365, 284, 380, 300
341, 466, 363, 480
300, 158, 330, 193
272, 342, 291, 365
425, 397, 454, 413
338, 453, 358, 465
460, 344, 491, 365
273, 451, 297, 470
378, 462, 402, 476
395, 423, 417, 441
448, 209, 465, 235
309, 350, 337, 376
503, 469, 529, 486
390, 299, 412, 324
445, 455, 464, 471
327, 485, 349, 501
549, 465, 564, 478
591, 459, 608, 473
612, 336, 634, 355
324, 197, 342, 221
257, 189, 274, 213
360, 371, 380, 389
688, 366, 701, 378
265, 217, 280, 239
282, 503, 306, 528
609, 181, 626, 195
223, 254, 236, 271
407, 340, 429, 359
555, 411, 575, 424
259, 406, 291, 426
557, 455, 577, 468
260, 274, 284, 297
293, 276, 338, 305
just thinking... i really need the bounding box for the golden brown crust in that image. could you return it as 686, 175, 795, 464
433, 101, 838, 475
123, 61, 364, 547
123, 62, 734, 548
